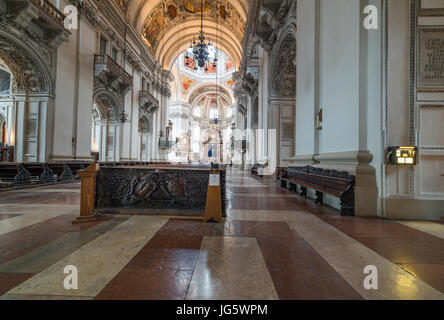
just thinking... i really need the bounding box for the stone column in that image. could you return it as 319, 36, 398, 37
245, 95, 254, 170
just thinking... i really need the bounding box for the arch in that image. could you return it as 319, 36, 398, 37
138, 114, 152, 161
93, 87, 123, 121
0, 112, 5, 145
159, 22, 242, 70
91, 88, 123, 162
0, 30, 53, 94
138, 114, 152, 134
186, 81, 234, 103
192, 105, 201, 117
133, 0, 246, 69
270, 27, 297, 98
129, 0, 248, 33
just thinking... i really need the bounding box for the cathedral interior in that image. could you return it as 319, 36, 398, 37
0, 0, 443, 302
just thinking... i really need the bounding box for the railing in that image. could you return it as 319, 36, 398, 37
28, 0, 66, 30
139, 90, 159, 107
94, 54, 132, 85
159, 140, 176, 149
0, 146, 14, 162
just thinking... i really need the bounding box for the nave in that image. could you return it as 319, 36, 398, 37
0, 170, 443, 300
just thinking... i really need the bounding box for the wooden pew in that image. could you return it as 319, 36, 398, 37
281, 166, 355, 216
0, 161, 91, 188
275, 167, 287, 180
1, 161, 170, 189
251, 163, 265, 177
0, 163, 32, 186
0, 146, 14, 162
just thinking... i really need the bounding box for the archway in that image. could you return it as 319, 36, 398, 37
131, 0, 246, 69
0, 66, 9, 146
0, 113, 5, 145
269, 30, 296, 167
138, 115, 152, 161
0, 31, 54, 162
91, 89, 123, 162
167, 48, 236, 163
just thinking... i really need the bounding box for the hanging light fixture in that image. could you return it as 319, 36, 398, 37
185, 0, 217, 71
119, 110, 129, 124
210, 0, 220, 126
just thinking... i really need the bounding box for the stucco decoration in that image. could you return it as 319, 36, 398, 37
138, 115, 152, 134
0, 31, 52, 94
271, 32, 296, 97
142, 0, 245, 50
93, 86, 122, 121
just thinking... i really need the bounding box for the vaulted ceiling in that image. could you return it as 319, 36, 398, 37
120, 0, 248, 70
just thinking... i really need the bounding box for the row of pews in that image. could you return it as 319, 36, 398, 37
0, 146, 14, 162
0, 162, 90, 189
280, 166, 356, 216
251, 163, 265, 177
0, 161, 159, 189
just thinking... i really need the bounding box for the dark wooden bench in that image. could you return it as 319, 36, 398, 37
275, 167, 287, 180
251, 163, 265, 177
0, 146, 14, 162
0, 161, 92, 187
0, 161, 169, 189
0, 163, 32, 186
280, 166, 355, 216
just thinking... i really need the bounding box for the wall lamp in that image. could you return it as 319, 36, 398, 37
387, 146, 418, 166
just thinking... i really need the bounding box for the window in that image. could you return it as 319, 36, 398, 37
111, 47, 120, 63
100, 36, 108, 54
209, 108, 219, 120
193, 106, 201, 117
192, 126, 200, 140
142, 78, 147, 91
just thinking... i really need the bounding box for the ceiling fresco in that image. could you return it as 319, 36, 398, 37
142, 0, 245, 52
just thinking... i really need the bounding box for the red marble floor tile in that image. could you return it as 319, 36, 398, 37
317, 217, 432, 239
397, 264, 444, 293
0, 273, 35, 296
222, 220, 300, 239
314, 212, 444, 265
126, 234, 202, 271
257, 237, 362, 300
95, 269, 193, 300
355, 237, 444, 264
156, 218, 217, 237
0, 214, 108, 264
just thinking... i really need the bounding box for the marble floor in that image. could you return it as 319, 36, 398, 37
0, 170, 443, 300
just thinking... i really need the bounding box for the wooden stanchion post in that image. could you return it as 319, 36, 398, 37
204, 170, 222, 223
73, 162, 98, 224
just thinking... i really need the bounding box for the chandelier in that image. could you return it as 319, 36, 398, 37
185, 0, 217, 71
119, 110, 129, 124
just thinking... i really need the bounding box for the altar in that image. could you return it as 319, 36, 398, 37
94, 164, 226, 216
